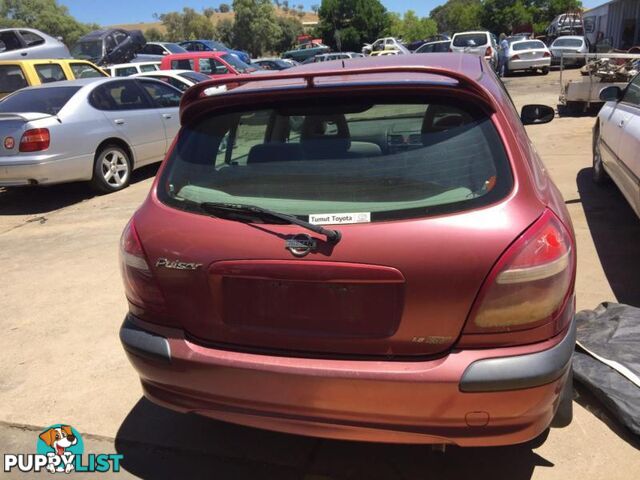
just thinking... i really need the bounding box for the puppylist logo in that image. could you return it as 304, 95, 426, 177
4, 424, 123, 474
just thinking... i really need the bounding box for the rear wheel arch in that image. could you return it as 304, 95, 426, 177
95, 137, 135, 168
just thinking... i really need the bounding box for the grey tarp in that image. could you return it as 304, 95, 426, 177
572, 302, 640, 435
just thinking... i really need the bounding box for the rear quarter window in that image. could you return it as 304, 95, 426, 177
0, 65, 27, 94
159, 95, 512, 222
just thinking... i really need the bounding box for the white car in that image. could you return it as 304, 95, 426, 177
132, 69, 213, 92
505, 39, 551, 75
105, 61, 160, 77
550, 36, 590, 66
593, 76, 640, 217
450, 31, 498, 70
362, 37, 409, 56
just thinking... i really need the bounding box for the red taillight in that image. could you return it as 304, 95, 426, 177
485, 46, 492, 57
511, 54, 520, 61
120, 220, 167, 320
462, 210, 575, 342
543, 51, 551, 57
19, 128, 50, 152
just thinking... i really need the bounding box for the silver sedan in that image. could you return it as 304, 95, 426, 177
0, 77, 182, 192
0, 28, 70, 60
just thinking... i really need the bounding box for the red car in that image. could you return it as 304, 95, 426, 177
120, 55, 576, 447
159, 51, 256, 78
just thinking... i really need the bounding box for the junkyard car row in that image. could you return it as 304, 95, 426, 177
0, 18, 639, 457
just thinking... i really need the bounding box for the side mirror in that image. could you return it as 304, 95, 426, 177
521, 104, 555, 125
599, 85, 623, 102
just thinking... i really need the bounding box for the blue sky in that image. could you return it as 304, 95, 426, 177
59, 0, 604, 26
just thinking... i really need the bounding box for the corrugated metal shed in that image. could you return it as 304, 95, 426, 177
605, 0, 640, 49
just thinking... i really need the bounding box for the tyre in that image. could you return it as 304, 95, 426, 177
551, 367, 573, 428
541, 66, 550, 75
90, 144, 132, 193
592, 128, 609, 184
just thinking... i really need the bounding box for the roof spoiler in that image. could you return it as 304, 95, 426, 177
180, 65, 495, 122
0, 112, 54, 122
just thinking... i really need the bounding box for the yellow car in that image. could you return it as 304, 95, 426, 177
0, 59, 108, 98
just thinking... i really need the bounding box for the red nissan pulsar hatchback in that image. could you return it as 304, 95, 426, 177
120, 54, 576, 446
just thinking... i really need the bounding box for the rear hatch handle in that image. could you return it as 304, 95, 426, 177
200, 202, 342, 243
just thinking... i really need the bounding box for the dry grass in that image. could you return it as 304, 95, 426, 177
110, 7, 318, 34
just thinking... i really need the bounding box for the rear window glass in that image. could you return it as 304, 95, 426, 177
0, 86, 80, 114
171, 59, 194, 70
35, 64, 67, 83
0, 65, 27, 94
113, 66, 138, 77
453, 33, 488, 47
139, 64, 159, 72
70, 63, 105, 78
159, 96, 512, 222
179, 71, 211, 83
513, 41, 546, 51
553, 38, 583, 47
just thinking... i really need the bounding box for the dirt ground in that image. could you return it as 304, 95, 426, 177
0, 68, 638, 479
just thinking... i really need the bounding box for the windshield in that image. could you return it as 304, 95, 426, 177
159, 96, 512, 222
179, 71, 211, 83
453, 33, 488, 47
0, 86, 80, 115
71, 40, 103, 60
165, 43, 186, 53
553, 38, 583, 48
513, 41, 546, 51
221, 54, 254, 73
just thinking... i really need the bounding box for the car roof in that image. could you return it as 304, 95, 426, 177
424, 40, 450, 44
511, 39, 545, 45
553, 35, 584, 40
163, 52, 226, 59
0, 59, 96, 66
78, 29, 122, 40
135, 69, 192, 76
108, 62, 159, 67
19, 77, 112, 90
180, 54, 507, 124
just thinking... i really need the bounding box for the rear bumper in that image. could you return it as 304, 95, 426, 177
508, 58, 551, 71
121, 314, 575, 446
0, 153, 93, 186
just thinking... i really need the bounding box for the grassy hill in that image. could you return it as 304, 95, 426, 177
110, 7, 318, 34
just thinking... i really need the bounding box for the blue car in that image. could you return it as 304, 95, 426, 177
179, 40, 251, 64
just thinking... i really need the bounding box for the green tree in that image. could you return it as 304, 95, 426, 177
388, 10, 437, 42
144, 27, 165, 42
274, 15, 304, 52
0, 0, 99, 46
481, 0, 533, 33
219, 3, 232, 13
215, 17, 235, 45
232, 0, 282, 56
159, 7, 215, 42
318, 0, 389, 51
430, 0, 482, 34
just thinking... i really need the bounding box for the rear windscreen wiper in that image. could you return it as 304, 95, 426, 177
200, 202, 342, 243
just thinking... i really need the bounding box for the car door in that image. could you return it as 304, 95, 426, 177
137, 79, 181, 153
0, 31, 27, 60
91, 80, 166, 166
599, 84, 636, 191
612, 75, 640, 214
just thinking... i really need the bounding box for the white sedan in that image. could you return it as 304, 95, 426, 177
132, 69, 212, 92
593, 75, 640, 217
505, 39, 551, 75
